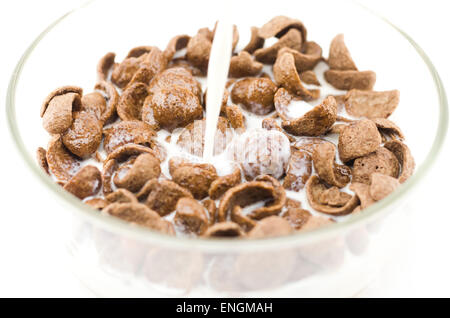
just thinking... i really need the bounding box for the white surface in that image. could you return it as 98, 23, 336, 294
0, 0, 449, 297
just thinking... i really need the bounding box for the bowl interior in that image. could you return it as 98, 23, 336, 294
8, 0, 446, 248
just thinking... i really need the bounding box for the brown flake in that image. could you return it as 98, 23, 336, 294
344, 89, 400, 119
306, 176, 359, 215
312, 142, 351, 188
63, 165, 102, 199
353, 147, 400, 184
328, 34, 357, 71
338, 119, 382, 162
324, 70, 376, 91
231, 77, 277, 115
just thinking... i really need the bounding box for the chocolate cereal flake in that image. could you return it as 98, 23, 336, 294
328, 34, 357, 71
175, 197, 208, 235
306, 176, 359, 215
344, 89, 400, 119
63, 165, 102, 199
313, 142, 351, 188
353, 147, 400, 184
325, 70, 376, 91
229, 51, 263, 78
384, 140, 415, 183
338, 119, 382, 162
231, 77, 277, 115
254, 29, 303, 65
281, 96, 337, 136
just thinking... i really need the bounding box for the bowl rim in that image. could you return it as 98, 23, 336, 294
5, 0, 449, 252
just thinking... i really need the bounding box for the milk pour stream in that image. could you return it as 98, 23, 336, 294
203, 20, 234, 162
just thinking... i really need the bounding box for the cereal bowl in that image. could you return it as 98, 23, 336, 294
6, 0, 448, 296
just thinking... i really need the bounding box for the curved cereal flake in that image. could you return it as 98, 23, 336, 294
283, 149, 312, 191
110, 57, 141, 88
344, 89, 400, 119
63, 165, 102, 199
312, 143, 351, 188
103, 121, 156, 154
204, 222, 244, 238
97, 52, 116, 82
338, 119, 382, 162
229, 51, 263, 78
197, 27, 214, 41
202, 199, 217, 225
36, 147, 49, 175
384, 140, 415, 183
186, 33, 211, 73
258, 16, 307, 42
42, 92, 81, 135
103, 202, 174, 234
254, 29, 303, 64
328, 34, 357, 71
170, 161, 218, 200
369, 173, 400, 201
232, 129, 291, 180
94, 81, 119, 124
279, 43, 323, 72
126, 46, 155, 58
105, 188, 138, 204
46, 136, 81, 182
61, 111, 103, 158
102, 158, 117, 195
84, 198, 108, 210
231, 77, 277, 115
243, 26, 265, 54
353, 147, 399, 184
149, 67, 202, 101
325, 70, 376, 91
225, 105, 246, 129
217, 176, 286, 222
138, 179, 193, 216
143, 85, 203, 131
164, 34, 191, 61
127, 47, 168, 87
40, 85, 83, 117
176, 118, 232, 157
175, 197, 208, 235
80, 92, 106, 121
349, 182, 375, 210
105, 143, 163, 163
300, 70, 320, 86
248, 216, 293, 239
117, 82, 149, 121
113, 153, 161, 193
306, 176, 359, 215
372, 118, 405, 140
252, 175, 287, 219
209, 168, 242, 200
273, 50, 320, 100
273, 87, 294, 120
231, 206, 256, 232
281, 96, 337, 136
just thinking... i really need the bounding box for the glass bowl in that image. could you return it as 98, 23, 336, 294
6, 0, 448, 297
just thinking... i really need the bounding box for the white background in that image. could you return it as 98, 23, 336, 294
0, 0, 449, 297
